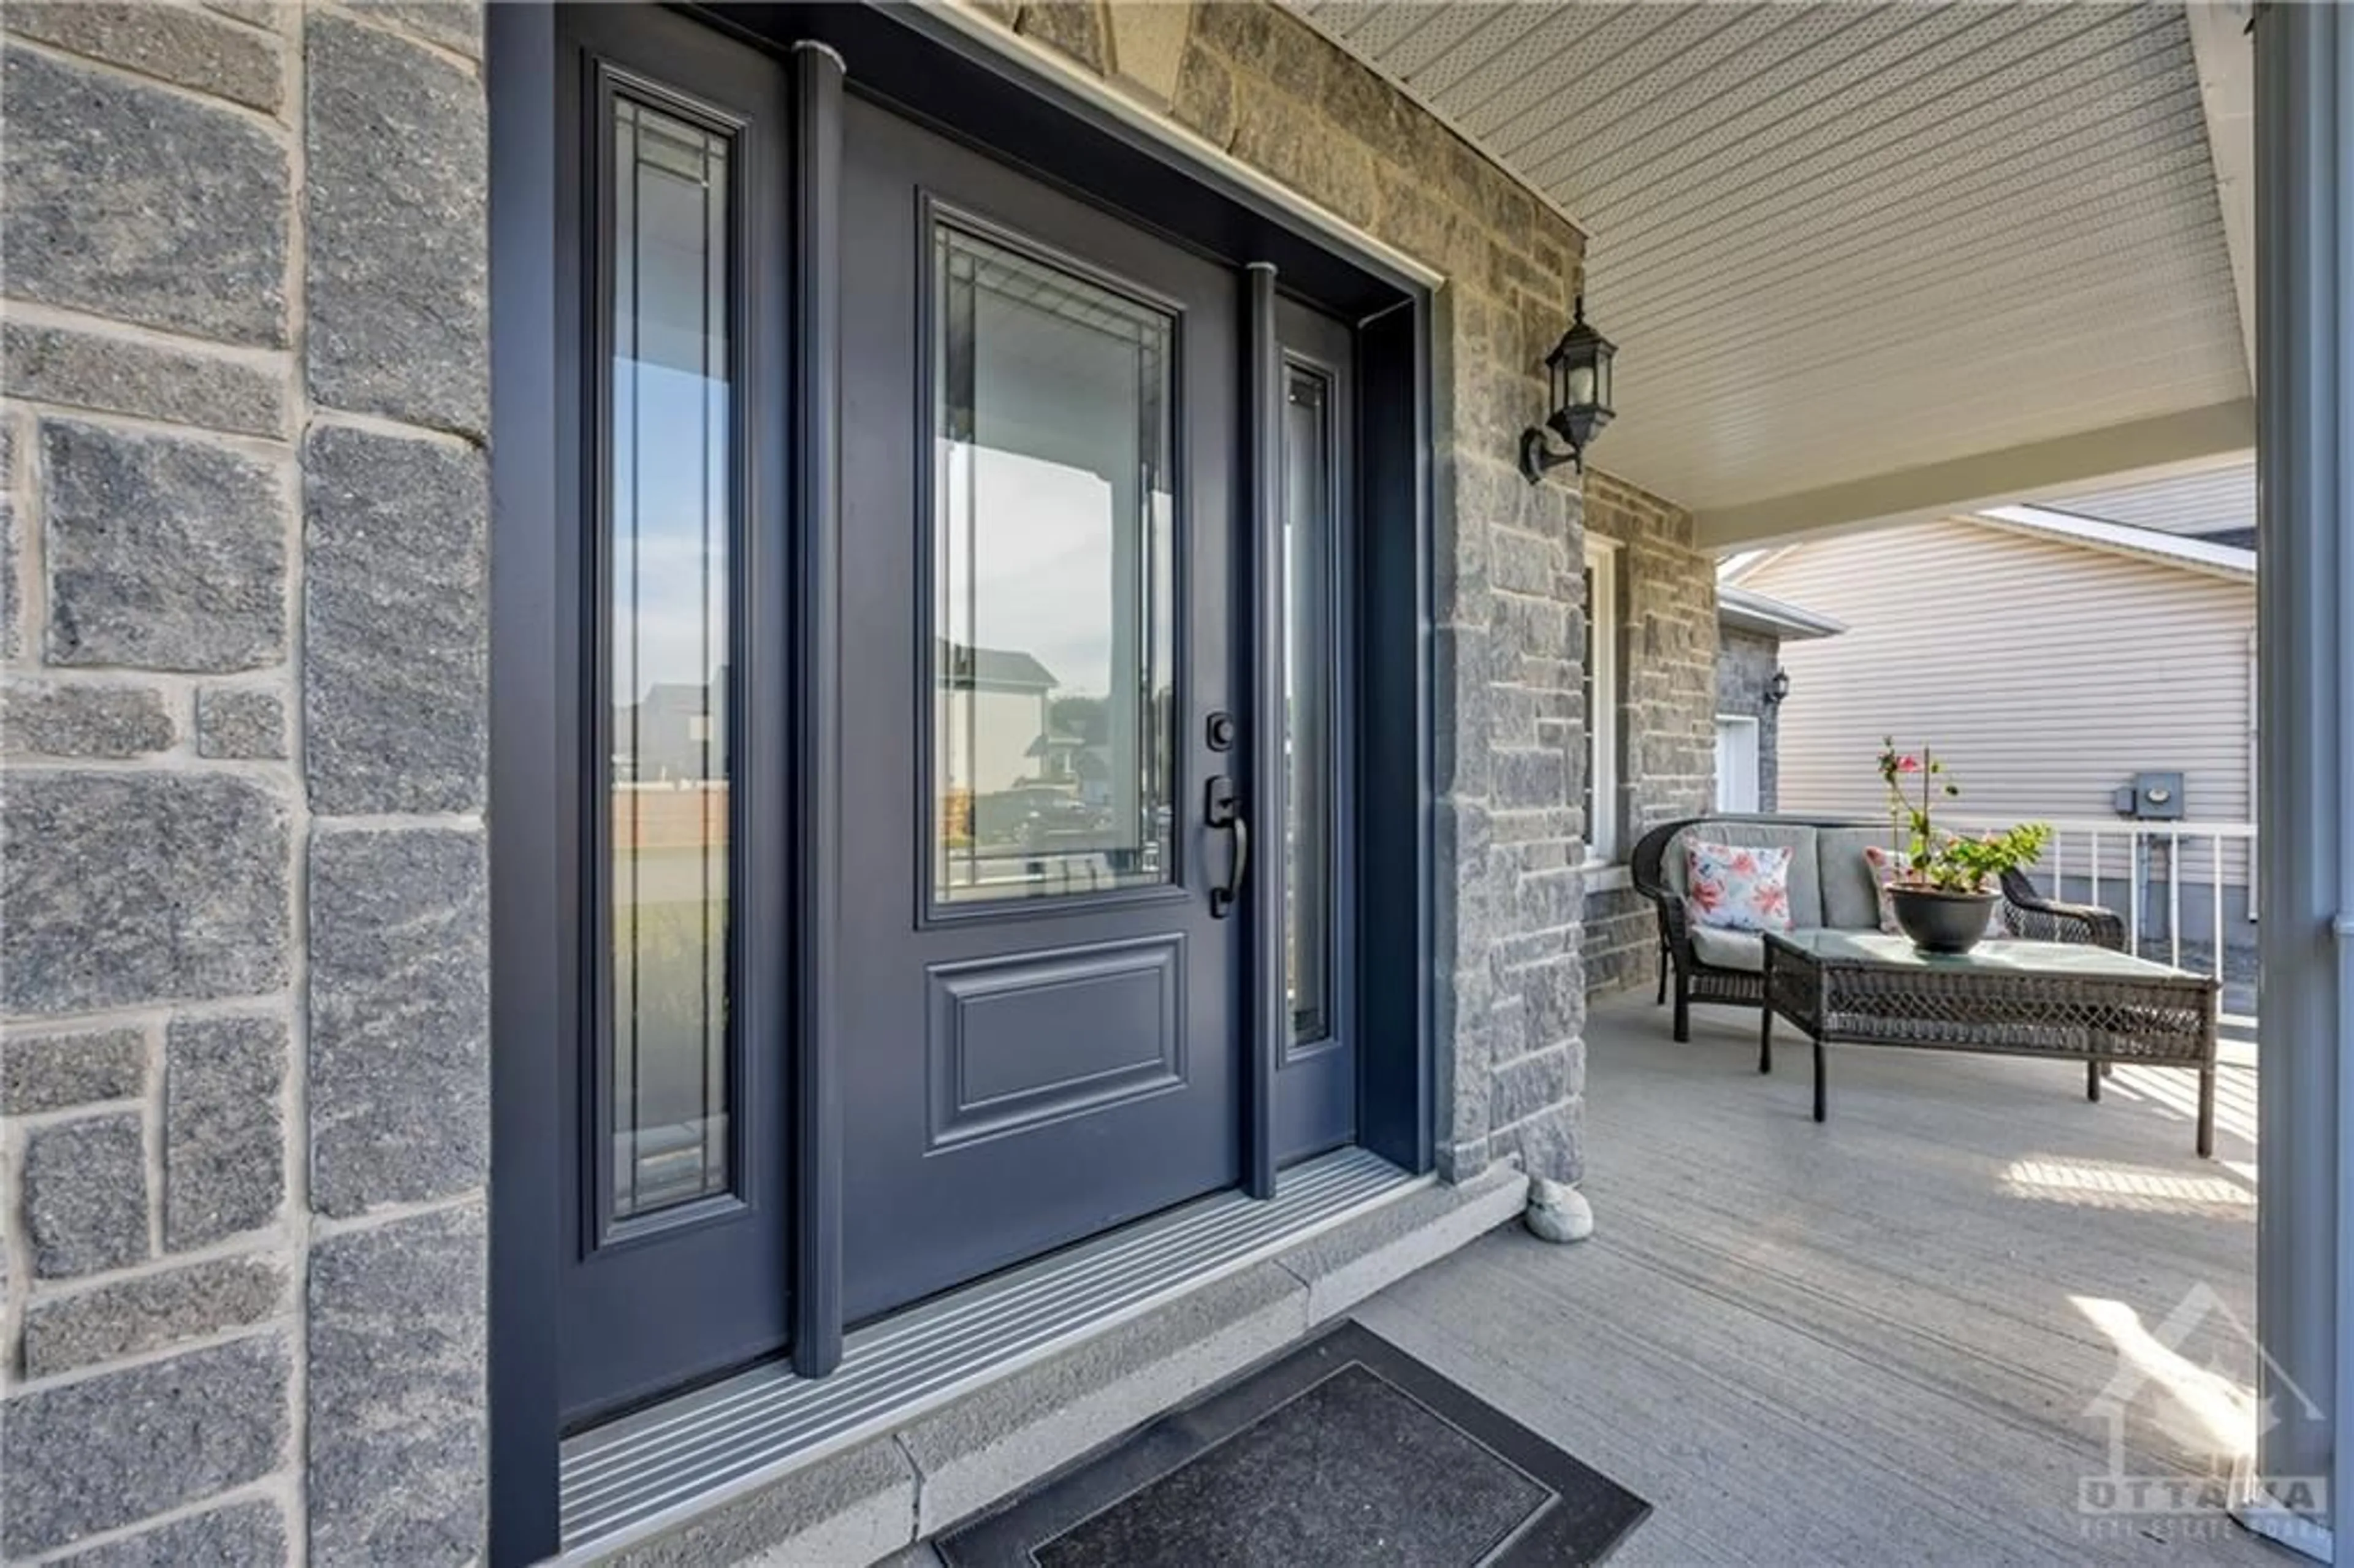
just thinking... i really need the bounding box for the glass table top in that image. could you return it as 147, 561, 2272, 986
1765, 929, 2210, 982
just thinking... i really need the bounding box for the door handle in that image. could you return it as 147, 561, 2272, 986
1206, 776, 1247, 918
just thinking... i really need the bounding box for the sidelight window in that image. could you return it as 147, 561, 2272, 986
603, 96, 737, 1222
1284, 365, 1337, 1045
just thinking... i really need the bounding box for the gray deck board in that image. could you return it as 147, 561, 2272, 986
1357, 991, 2273, 1566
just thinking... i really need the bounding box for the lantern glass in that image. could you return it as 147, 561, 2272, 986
1564, 361, 1596, 407
1594, 343, 1613, 409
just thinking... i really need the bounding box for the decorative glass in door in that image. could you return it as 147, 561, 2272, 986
605, 97, 734, 1221
931, 224, 1178, 905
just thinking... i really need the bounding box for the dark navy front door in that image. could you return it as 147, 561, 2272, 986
836, 98, 1246, 1322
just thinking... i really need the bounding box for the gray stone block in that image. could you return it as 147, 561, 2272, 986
4, 321, 286, 438
899, 1261, 1309, 1534
22, 1254, 289, 1379
1169, 45, 1233, 148
1493, 1097, 1583, 1186
1015, 0, 1107, 71
348, 0, 481, 59
2, 772, 290, 1015
1488, 1045, 1572, 1129
2, 1026, 145, 1114
615, 1441, 916, 1568
1, 509, 17, 665
4, 3, 283, 113
2, 679, 174, 758
307, 1203, 485, 1566
308, 828, 487, 1215
24, 1112, 148, 1279
1520, 953, 1587, 1048
44, 418, 287, 672
2, 48, 288, 344
1493, 747, 1569, 810
166, 1014, 287, 1249
1, 413, 17, 659
50, 1499, 287, 1568
303, 425, 487, 813
305, 16, 486, 435
0, 1336, 288, 1558
196, 686, 290, 760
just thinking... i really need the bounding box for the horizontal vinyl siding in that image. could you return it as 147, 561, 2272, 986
1743, 520, 2254, 885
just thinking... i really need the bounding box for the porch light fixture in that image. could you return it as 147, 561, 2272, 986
1520, 294, 1616, 483
1766, 668, 1792, 705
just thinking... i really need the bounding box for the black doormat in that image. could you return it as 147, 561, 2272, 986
937, 1320, 1650, 1567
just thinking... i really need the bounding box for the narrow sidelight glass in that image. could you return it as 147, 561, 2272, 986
1283, 367, 1335, 1044
607, 97, 734, 1220
931, 224, 1176, 905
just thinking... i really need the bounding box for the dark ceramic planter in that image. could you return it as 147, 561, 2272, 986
1888, 885, 2000, 954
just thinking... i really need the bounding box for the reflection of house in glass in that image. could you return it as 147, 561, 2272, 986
614, 666, 728, 786
936, 639, 1151, 897
938, 641, 1059, 816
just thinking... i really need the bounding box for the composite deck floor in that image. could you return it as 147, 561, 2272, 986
1357, 989, 2276, 1566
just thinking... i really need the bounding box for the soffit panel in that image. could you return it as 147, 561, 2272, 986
1291, 1, 2248, 512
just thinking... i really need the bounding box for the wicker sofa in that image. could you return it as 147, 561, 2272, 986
1630, 815, 2128, 1042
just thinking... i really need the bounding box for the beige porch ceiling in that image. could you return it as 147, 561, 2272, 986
1287, 1, 2254, 545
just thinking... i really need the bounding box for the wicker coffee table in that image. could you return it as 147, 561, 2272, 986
1761, 931, 2220, 1157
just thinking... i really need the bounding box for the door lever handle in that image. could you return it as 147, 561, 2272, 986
1206, 776, 1247, 918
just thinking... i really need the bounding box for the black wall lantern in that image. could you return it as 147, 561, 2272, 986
1520, 294, 1616, 483
1765, 668, 1792, 705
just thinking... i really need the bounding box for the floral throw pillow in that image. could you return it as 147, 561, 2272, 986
1863, 843, 2006, 936
1685, 840, 1794, 933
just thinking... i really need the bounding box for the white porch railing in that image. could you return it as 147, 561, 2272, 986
1950, 816, 2259, 1040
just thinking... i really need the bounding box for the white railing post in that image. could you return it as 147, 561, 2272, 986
2169, 827, 2184, 969
2212, 834, 2226, 986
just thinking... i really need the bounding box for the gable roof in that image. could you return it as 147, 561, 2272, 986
939, 640, 1059, 691
1971, 504, 2256, 583
2047, 459, 2255, 539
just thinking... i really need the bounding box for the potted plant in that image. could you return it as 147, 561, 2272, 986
1876, 739, 2052, 954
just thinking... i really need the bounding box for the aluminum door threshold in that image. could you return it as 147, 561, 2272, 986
560, 1146, 1425, 1555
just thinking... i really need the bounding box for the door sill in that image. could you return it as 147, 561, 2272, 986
558, 1147, 1429, 1557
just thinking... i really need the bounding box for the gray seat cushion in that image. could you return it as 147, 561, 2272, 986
1689, 926, 1766, 972
1664, 820, 1825, 930
1818, 827, 1893, 932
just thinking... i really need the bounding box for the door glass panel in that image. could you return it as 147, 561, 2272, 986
608, 97, 733, 1221
931, 224, 1176, 905
1284, 368, 1334, 1044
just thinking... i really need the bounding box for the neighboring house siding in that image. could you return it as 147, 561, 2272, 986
1743, 519, 2256, 938
1580, 473, 1718, 1000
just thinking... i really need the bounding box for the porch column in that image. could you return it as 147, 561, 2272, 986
2250, 2, 2351, 1558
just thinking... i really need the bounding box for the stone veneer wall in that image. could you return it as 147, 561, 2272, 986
0, 0, 1621, 1557
1716, 625, 1782, 810
0, 3, 489, 1561
1579, 471, 1720, 998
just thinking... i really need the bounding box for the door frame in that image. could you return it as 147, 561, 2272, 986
1715, 714, 1763, 813
487, 4, 1435, 1560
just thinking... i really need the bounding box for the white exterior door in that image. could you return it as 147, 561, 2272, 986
1715, 715, 1761, 812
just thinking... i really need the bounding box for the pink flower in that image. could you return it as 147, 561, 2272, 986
1895, 755, 1921, 774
